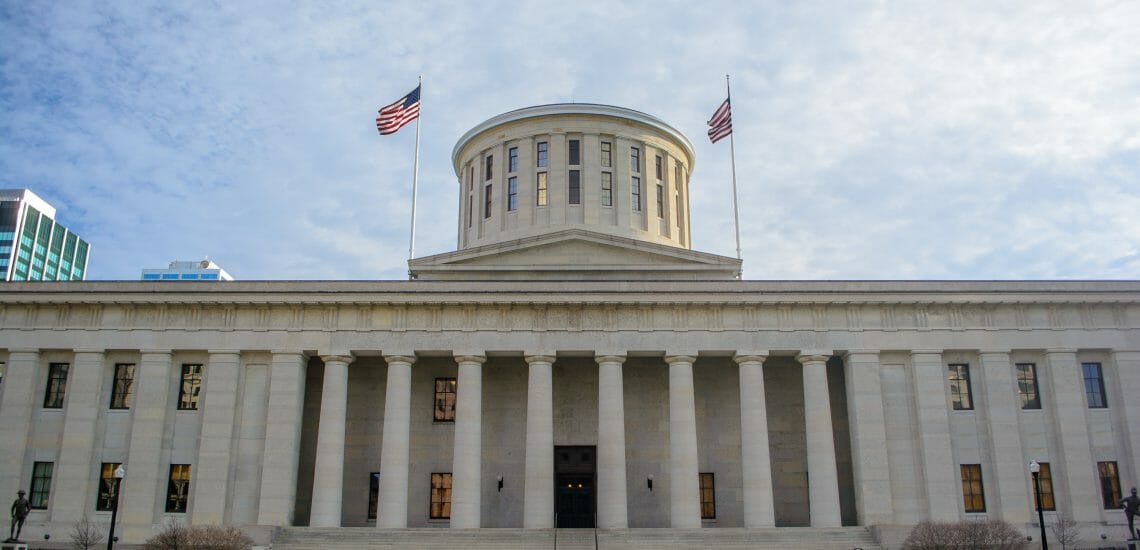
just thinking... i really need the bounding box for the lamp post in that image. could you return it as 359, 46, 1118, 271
107, 464, 125, 550
1030, 460, 1048, 550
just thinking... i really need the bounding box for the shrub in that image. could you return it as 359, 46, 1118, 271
902, 519, 1027, 550
69, 516, 105, 550
144, 520, 253, 550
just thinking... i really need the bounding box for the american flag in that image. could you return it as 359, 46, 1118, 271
376, 85, 421, 135
707, 97, 732, 144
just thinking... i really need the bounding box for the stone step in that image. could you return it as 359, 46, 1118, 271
271, 527, 883, 550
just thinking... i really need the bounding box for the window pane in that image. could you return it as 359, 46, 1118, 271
1083, 362, 1107, 408
1036, 462, 1055, 511
1016, 363, 1040, 409
568, 140, 580, 165
96, 462, 123, 511
600, 142, 611, 168
431, 472, 452, 519
484, 184, 493, 219
960, 464, 985, 513
111, 363, 135, 409
630, 147, 640, 172
434, 378, 457, 421
601, 172, 612, 207
507, 177, 518, 211
178, 364, 202, 410
699, 472, 716, 519
1099, 461, 1121, 509
485, 154, 493, 180
166, 464, 191, 513
948, 364, 973, 410
368, 472, 380, 519
536, 142, 548, 168
44, 362, 69, 408
536, 172, 548, 206
30, 462, 53, 509
631, 177, 641, 211
508, 147, 518, 173
568, 170, 581, 205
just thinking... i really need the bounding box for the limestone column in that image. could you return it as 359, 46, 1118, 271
665, 354, 700, 528
910, 350, 959, 521
309, 354, 353, 527
735, 353, 775, 528
797, 353, 842, 527
377, 354, 415, 528
979, 350, 1031, 523
0, 350, 39, 507
843, 350, 894, 526
451, 354, 486, 528
1114, 350, 1140, 492
191, 351, 243, 524
257, 352, 308, 526
596, 354, 628, 529
121, 350, 174, 540
1044, 349, 1100, 521
523, 353, 555, 528
52, 349, 105, 524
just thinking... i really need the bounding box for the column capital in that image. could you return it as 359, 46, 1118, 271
796, 352, 831, 365
140, 349, 173, 357
1045, 348, 1078, 355
207, 349, 243, 357
72, 348, 105, 355
843, 349, 880, 359
270, 349, 308, 357
319, 354, 354, 365
664, 354, 697, 365
733, 354, 768, 365
454, 354, 486, 365
910, 349, 943, 357
978, 349, 1012, 356
383, 354, 416, 365
595, 354, 626, 365
524, 354, 556, 365
1111, 349, 1140, 359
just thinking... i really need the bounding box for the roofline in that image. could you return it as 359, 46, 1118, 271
451, 104, 697, 175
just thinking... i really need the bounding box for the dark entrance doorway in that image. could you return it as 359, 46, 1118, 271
555, 445, 596, 528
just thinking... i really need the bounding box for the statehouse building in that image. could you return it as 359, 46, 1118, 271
1, 104, 1138, 549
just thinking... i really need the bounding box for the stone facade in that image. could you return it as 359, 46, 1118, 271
0, 105, 1137, 548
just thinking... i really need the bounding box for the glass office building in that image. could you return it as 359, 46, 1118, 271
0, 189, 89, 282
141, 259, 234, 281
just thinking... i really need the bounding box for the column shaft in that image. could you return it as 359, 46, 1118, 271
911, 350, 959, 521
0, 351, 38, 512
121, 351, 174, 539
52, 350, 105, 524
979, 351, 1031, 523
451, 355, 485, 528
192, 351, 243, 524
257, 352, 308, 526
377, 355, 414, 528
666, 355, 700, 528
1114, 350, 1140, 493
798, 353, 842, 527
524, 354, 555, 528
1045, 350, 1100, 521
735, 354, 775, 528
843, 351, 893, 525
596, 355, 628, 529
309, 354, 352, 527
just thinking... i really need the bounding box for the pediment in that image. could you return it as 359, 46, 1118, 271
409, 229, 740, 281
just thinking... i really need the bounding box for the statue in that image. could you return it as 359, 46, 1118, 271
7, 489, 30, 543
1123, 487, 1140, 540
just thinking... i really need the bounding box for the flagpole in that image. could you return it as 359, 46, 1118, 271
726, 74, 742, 275
407, 76, 421, 276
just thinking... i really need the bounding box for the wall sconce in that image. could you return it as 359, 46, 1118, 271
647, 475, 654, 492
497, 475, 504, 492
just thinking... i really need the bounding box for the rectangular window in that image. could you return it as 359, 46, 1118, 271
655, 154, 663, 180
508, 147, 518, 173
1016, 363, 1041, 410
177, 364, 202, 411
699, 472, 716, 519
1083, 362, 1107, 408
110, 363, 135, 409
568, 170, 581, 205
1099, 461, 1122, 509
507, 177, 518, 211
434, 378, 457, 421
484, 154, 493, 181
536, 173, 548, 206
960, 464, 986, 513
430, 472, 452, 519
630, 147, 640, 172
601, 172, 613, 207
484, 184, 493, 219
600, 141, 612, 168
1035, 462, 1056, 511
631, 177, 642, 212
368, 472, 380, 520
656, 183, 664, 218
29, 462, 53, 510
536, 142, 548, 168
948, 364, 973, 410
96, 462, 122, 511
44, 362, 69, 408
466, 195, 473, 228
568, 139, 580, 165
166, 464, 191, 513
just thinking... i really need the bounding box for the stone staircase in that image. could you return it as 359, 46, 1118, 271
270, 526, 883, 549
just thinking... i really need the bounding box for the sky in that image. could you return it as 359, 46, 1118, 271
1, 1, 1138, 281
